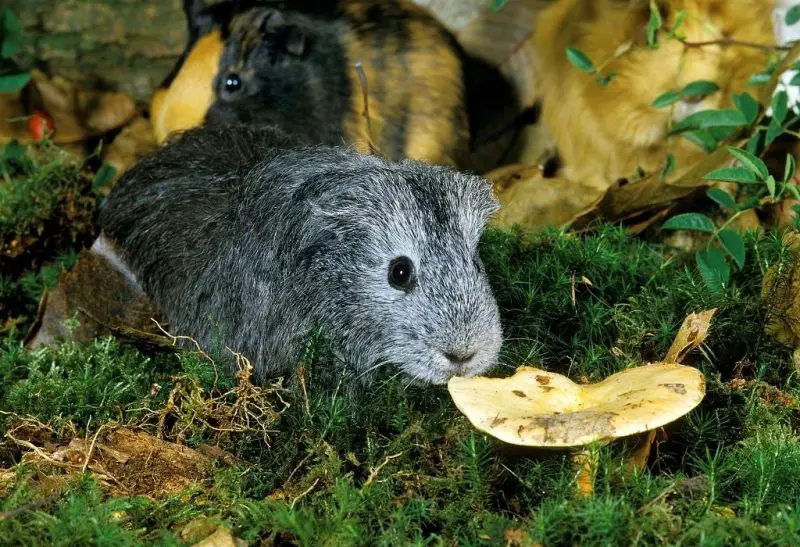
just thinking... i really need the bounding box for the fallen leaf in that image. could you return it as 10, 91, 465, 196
193, 526, 248, 547
569, 142, 746, 231
7, 427, 221, 498
664, 309, 717, 364
0, 69, 137, 147
181, 518, 220, 544
25, 235, 168, 350
102, 116, 158, 183
489, 165, 606, 230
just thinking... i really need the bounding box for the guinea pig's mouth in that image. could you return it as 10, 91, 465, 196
399, 346, 496, 385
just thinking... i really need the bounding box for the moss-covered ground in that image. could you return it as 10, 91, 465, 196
1, 140, 800, 546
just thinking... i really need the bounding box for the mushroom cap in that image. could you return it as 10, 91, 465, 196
448, 363, 705, 448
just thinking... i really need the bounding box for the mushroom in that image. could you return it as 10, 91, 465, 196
448, 362, 705, 449
448, 309, 714, 496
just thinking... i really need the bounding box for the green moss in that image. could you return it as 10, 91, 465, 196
0, 140, 102, 337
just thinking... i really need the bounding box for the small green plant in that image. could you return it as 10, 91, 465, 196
0, 9, 29, 93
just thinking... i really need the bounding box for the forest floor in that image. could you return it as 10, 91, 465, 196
1, 139, 800, 546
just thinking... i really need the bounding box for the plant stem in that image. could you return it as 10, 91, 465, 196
681, 39, 794, 52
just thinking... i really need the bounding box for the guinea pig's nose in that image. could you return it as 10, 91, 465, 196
444, 350, 476, 365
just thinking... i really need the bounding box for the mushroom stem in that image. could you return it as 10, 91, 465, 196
626, 429, 657, 472
573, 448, 598, 498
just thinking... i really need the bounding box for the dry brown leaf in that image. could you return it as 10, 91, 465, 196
102, 116, 158, 182
0, 69, 137, 147
193, 527, 248, 547
569, 142, 745, 231
488, 164, 606, 230
664, 309, 717, 364
181, 519, 222, 544
7, 427, 221, 498
25, 235, 167, 350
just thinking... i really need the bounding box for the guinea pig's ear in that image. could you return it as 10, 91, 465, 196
260, 10, 307, 57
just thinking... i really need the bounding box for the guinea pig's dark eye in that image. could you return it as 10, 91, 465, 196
388, 256, 416, 292
223, 73, 242, 94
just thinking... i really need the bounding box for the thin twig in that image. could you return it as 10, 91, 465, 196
681, 38, 793, 52
0, 492, 62, 522
82, 424, 107, 474
290, 478, 320, 510
363, 452, 403, 488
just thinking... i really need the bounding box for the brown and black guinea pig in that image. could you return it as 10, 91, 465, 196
150, 0, 499, 168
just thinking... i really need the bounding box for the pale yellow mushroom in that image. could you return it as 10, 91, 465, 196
448, 363, 705, 449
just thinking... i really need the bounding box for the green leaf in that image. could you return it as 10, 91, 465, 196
566, 47, 594, 73
681, 130, 718, 153
661, 153, 675, 181
646, 1, 663, 47
652, 90, 681, 108
787, 183, 800, 201
669, 9, 687, 35
696, 248, 730, 292
706, 188, 736, 209
745, 132, 762, 156
708, 125, 737, 141
0, 72, 30, 93
748, 71, 772, 85
2, 139, 24, 162
0, 9, 22, 59
765, 117, 784, 147
718, 230, 746, 270
91, 164, 117, 192
680, 80, 719, 99
727, 146, 769, 179
733, 92, 759, 124
766, 175, 777, 198
791, 72, 800, 86
703, 167, 758, 184
662, 213, 715, 233
772, 90, 789, 125
670, 108, 747, 133
595, 72, 617, 86
490, 0, 508, 11
787, 4, 800, 25
785, 153, 796, 184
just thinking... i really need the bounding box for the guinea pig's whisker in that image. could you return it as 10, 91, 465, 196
403, 371, 424, 391
355, 359, 392, 381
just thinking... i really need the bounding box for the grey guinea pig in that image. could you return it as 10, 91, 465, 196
97, 124, 503, 385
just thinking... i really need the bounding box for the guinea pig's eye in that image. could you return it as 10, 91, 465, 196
388, 256, 416, 292
223, 73, 243, 95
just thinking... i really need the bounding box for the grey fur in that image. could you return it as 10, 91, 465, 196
98, 124, 502, 385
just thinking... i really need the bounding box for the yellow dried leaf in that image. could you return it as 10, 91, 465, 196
664, 309, 716, 364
